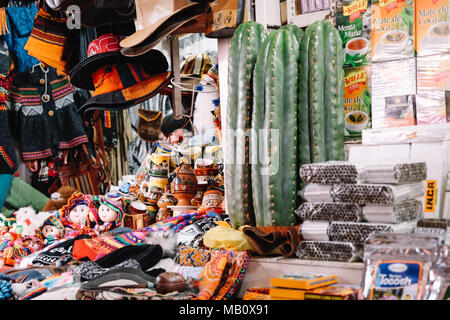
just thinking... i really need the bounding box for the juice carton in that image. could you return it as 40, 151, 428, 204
337, 0, 372, 67
344, 65, 372, 137
371, 0, 415, 63
416, 0, 449, 57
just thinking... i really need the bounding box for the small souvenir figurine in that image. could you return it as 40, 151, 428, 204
35, 216, 65, 245
93, 196, 124, 233
60, 193, 97, 235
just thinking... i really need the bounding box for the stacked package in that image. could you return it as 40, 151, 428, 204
295, 161, 427, 262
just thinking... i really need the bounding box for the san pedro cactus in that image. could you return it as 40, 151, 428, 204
225, 21, 266, 229
299, 20, 345, 163
251, 28, 299, 226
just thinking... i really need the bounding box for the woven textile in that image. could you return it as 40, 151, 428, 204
175, 245, 211, 267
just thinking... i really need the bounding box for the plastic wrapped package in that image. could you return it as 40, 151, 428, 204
328, 221, 416, 244
299, 221, 330, 241
371, 58, 416, 129
300, 161, 427, 185
360, 162, 427, 185
360, 232, 441, 300
362, 200, 423, 224
299, 162, 360, 184
295, 241, 363, 263
331, 182, 425, 205
299, 184, 333, 202
295, 202, 362, 222
415, 219, 450, 245
416, 53, 450, 125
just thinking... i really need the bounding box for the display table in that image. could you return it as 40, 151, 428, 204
238, 257, 364, 297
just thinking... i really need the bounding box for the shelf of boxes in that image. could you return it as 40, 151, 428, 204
238, 257, 364, 297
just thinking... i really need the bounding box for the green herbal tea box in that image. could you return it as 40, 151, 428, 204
371, 0, 415, 63
344, 65, 372, 137
337, 0, 372, 67
371, 57, 417, 129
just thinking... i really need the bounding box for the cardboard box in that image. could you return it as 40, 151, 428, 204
416, 53, 450, 125
371, 0, 415, 63
371, 58, 416, 129
344, 65, 372, 138
410, 142, 449, 219
270, 274, 337, 290
206, 0, 250, 38
415, 0, 450, 57
269, 287, 305, 300
336, 0, 372, 68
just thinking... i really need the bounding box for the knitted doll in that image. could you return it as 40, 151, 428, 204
92, 196, 123, 233
60, 192, 97, 236
35, 215, 65, 245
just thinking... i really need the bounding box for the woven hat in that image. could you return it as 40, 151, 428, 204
70, 33, 168, 90
24, 9, 78, 75
120, 1, 207, 57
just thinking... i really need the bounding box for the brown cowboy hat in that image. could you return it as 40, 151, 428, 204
120, 1, 208, 57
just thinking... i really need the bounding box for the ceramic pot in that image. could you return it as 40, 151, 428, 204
191, 191, 204, 206
170, 163, 198, 206
201, 189, 224, 210
156, 190, 177, 222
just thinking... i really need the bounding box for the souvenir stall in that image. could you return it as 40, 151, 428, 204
0, 0, 447, 302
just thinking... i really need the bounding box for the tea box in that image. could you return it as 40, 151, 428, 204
300, 0, 329, 13
344, 65, 372, 137
416, 53, 450, 125
415, 0, 450, 57
371, 58, 416, 128
336, 0, 372, 67
371, 0, 415, 63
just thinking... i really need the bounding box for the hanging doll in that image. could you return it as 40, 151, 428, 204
35, 215, 65, 245
60, 193, 97, 236
92, 196, 124, 233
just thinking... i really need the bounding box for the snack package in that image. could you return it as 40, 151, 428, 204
296, 240, 364, 262
295, 202, 362, 222
331, 182, 425, 205
415, 0, 450, 57
416, 53, 450, 125
299, 221, 330, 241
337, 0, 372, 68
344, 66, 372, 137
328, 221, 416, 244
360, 161, 427, 184
371, 0, 415, 63
300, 161, 360, 184
360, 232, 441, 300
362, 199, 424, 224
371, 58, 417, 129
299, 184, 333, 202
415, 218, 450, 245
304, 284, 359, 300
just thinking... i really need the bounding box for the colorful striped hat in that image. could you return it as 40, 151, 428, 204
35, 215, 65, 241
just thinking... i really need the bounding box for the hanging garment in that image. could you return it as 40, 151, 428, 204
3, 3, 39, 72
7, 65, 89, 163
0, 52, 18, 176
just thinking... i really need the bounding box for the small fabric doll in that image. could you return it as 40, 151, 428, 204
60, 193, 97, 236
35, 216, 65, 245
92, 196, 124, 233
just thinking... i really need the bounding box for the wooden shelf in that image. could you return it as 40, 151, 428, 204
289, 10, 331, 28
238, 256, 364, 297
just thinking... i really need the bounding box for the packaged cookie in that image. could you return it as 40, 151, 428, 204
296, 240, 364, 262
299, 161, 361, 184
362, 199, 423, 224
295, 202, 362, 222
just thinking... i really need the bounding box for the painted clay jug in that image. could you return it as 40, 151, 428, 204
170, 163, 198, 206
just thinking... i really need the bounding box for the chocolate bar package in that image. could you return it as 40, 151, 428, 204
362, 199, 423, 224
331, 182, 425, 205
361, 232, 440, 300
295, 202, 362, 222
415, 218, 450, 245
296, 240, 364, 262
328, 221, 416, 244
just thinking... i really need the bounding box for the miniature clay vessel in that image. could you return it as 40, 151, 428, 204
156, 189, 177, 221
191, 191, 204, 206
201, 189, 224, 210
170, 163, 198, 206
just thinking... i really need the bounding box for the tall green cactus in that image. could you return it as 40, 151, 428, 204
225, 21, 266, 229
251, 28, 299, 226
